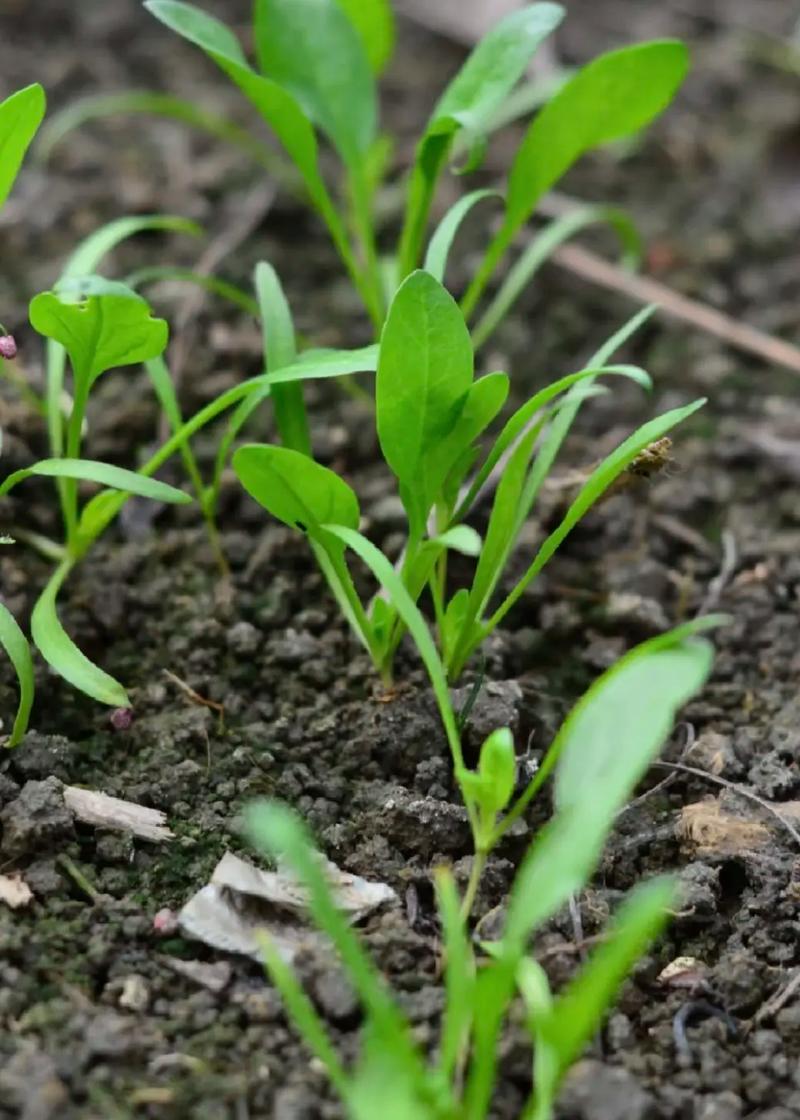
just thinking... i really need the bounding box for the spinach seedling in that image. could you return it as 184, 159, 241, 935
0, 278, 193, 742
46, 2, 687, 353
242, 617, 718, 1119
234, 269, 704, 683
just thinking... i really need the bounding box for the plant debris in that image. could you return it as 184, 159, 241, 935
177, 851, 397, 962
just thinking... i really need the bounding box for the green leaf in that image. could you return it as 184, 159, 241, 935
429, 371, 510, 510
233, 444, 359, 544
455, 364, 651, 524
253, 0, 376, 167
336, 0, 394, 74
0, 458, 191, 504
70, 345, 378, 559
424, 189, 500, 283
0, 602, 35, 747
348, 1028, 442, 1120
324, 525, 464, 771
0, 84, 46, 210
255, 929, 350, 1099
432, 525, 482, 557
477, 728, 516, 816
505, 40, 688, 246
61, 215, 202, 280
462, 41, 688, 316
30, 288, 168, 386
435, 867, 474, 1079
32, 569, 130, 708
434, 3, 564, 159
454, 421, 542, 668
254, 261, 309, 454
481, 400, 705, 643
502, 624, 713, 951
530, 878, 674, 1113
145, 2, 337, 223
244, 800, 418, 1057
377, 271, 473, 526
44, 216, 199, 500
397, 4, 564, 276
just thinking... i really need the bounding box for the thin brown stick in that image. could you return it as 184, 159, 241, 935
754, 968, 800, 1024
550, 241, 800, 378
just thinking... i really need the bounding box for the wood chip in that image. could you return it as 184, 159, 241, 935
0, 872, 33, 909
63, 786, 173, 842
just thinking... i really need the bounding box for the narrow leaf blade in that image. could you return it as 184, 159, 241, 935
32, 581, 130, 708
0, 602, 35, 746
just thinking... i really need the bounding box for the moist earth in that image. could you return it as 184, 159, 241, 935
2, 1, 800, 1117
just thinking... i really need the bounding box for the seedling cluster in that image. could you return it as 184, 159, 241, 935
1, 2, 724, 1115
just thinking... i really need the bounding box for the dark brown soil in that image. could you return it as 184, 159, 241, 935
3, 1, 800, 1118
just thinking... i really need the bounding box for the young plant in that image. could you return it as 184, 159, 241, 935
243, 615, 718, 1119
44, 2, 687, 352
234, 269, 704, 683
0, 278, 194, 743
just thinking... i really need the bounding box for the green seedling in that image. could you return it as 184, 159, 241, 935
234, 269, 704, 683
242, 615, 718, 1119
0, 278, 193, 741
43, 2, 686, 350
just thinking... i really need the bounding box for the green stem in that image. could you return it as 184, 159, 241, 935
325, 545, 382, 669
63, 373, 90, 548
348, 166, 385, 331
320, 191, 383, 332
460, 847, 487, 923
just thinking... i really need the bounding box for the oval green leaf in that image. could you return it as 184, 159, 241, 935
377, 271, 473, 497
253, 0, 376, 166
0, 84, 46, 210
233, 444, 360, 537
504, 40, 689, 241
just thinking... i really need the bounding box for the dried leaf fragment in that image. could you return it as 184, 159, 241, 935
679, 799, 769, 856
0, 872, 33, 909
178, 851, 397, 963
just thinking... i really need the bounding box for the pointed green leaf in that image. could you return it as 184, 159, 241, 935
0, 458, 191, 503
503, 624, 714, 951
398, 4, 563, 275
377, 271, 473, 520
145, 1, 340, 226
0, 602, 35, 746
253, 0, 376, 166
424, 189, 501, 283
254, 260, 309, 454
0, 84, 46, 210
336, 0, 394, 74
530, 878, 673, 1113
